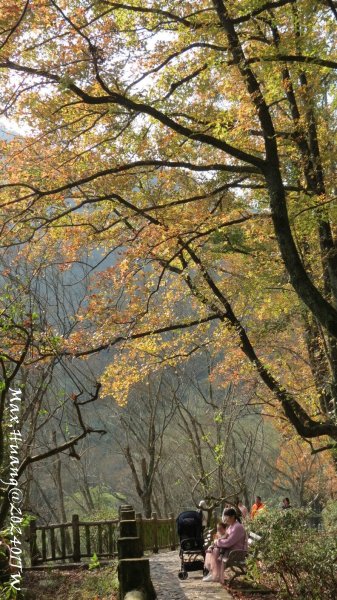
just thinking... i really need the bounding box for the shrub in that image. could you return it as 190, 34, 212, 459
322, 499, 337, 531
88, 552, 100, 571
247, 508, 337, 599
0, 581, 19, 599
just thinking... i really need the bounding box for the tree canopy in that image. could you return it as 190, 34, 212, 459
1, 0, 337, 451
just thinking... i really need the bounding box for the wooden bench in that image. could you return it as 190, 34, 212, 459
248, 531, 262, 545
222, 532, 261, 585
223, 549, 248, 585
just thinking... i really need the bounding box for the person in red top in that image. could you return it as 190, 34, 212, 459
250, 496, 265, 518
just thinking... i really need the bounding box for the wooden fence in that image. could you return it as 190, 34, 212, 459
28, 512, 179, 567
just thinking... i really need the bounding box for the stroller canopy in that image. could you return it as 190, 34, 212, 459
176, 510, 203, 539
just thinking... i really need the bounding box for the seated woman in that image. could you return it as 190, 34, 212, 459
203, 521, 227, 583
206, 508, 248, 583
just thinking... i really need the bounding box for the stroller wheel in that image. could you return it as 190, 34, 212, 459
178, 570, 188, 580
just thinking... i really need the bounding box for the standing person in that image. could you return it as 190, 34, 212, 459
221, 503, 231, 522
250, 496, 265, 518
281, 497, 291, 509
237, 500, 248, 519
198, 500, 208, 529
203, 521, 228, 582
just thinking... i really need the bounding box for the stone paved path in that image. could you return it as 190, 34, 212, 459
149, 551, 233, 600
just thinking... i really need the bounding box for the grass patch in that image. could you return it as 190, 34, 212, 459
23, 564, 118, 600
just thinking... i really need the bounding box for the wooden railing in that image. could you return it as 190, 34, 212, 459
28, 512, 179, 567
29, 515, 119, 565
136, 512, 178, 553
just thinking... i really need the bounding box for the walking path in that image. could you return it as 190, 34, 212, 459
149, 551, 233, 600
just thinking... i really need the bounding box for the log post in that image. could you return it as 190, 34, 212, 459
60, 525, 66, 561
29, 520, 39, 567
108, 523, 113, 556
135, 513, 144, 554
85, 525, 91, 557
50, 528, 56, 560
98, 524, 103, 556
118, 506, 156, 599
169, 513, 176, 550
151, 512, 158, 554
41, 529, 47, 562
72, 514, 81, 562
118, 558, 156, 600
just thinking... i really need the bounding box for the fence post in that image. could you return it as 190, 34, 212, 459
118, 505, 156, 599
136, 512, 144, 553
60, 525, 66, 561
72, 514, 81, 562
29, 520, 39, 566
168, 513, 176, 550
50, 528, 56, 560
151, 512, 158, 554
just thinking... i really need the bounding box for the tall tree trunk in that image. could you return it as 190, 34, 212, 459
53, 432, 72, 554
141, 493, 152, 519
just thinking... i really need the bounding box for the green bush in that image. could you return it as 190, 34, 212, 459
247, 508, 337, 599
322, 499, 337, 531
0, 581, 19, 599
88, 552, 100, 571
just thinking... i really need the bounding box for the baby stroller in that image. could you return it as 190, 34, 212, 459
176, 510, 207, 580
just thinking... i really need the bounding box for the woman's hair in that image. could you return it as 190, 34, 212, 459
223, 507, 240, 521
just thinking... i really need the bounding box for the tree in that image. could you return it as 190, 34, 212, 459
0, 0, 337, 449
167, 362, 271, 511
0, 255, 105, 527
109, 374, 176, 517
271, 437, 337, 506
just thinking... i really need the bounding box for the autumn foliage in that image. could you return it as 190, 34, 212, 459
0, 0, 337, 455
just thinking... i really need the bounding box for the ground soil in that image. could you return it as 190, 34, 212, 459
224, 578, 278, 600
23, 565, 118, 600
22, 554, 279, 600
